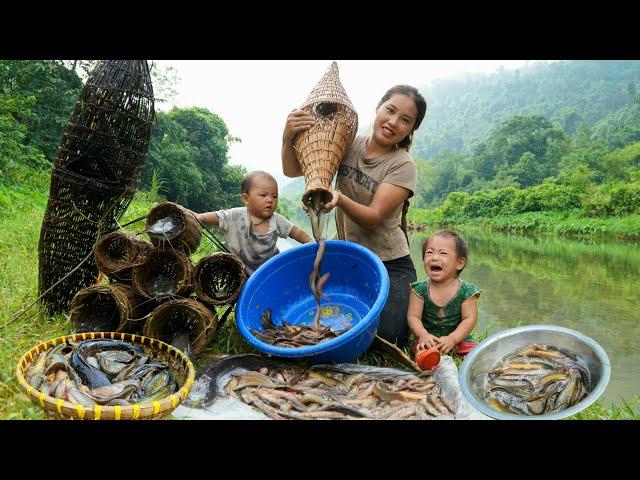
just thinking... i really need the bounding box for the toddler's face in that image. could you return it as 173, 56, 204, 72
242, 177, 278, 219
423, 235, 466, 282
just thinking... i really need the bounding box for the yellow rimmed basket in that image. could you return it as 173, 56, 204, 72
16, 331, 195, 420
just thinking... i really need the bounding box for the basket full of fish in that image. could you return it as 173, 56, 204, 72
16, 332, 196, 420
175, 353, 473, 420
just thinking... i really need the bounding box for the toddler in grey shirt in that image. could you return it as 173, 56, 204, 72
195, 171, 311, 276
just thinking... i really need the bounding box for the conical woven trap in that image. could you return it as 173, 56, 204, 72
38, 60, 155, 315
294, 61, 358, 205
193, 252, 246, 306
69, 283, 148, 334
144, 298, 218, 357
94, 231, 152, 283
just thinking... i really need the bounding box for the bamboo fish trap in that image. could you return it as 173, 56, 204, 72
131, 247, 194, 300
294, 61, 358, 207
146, 201, 202, 255
193, 252, 246, 306
69, 283, 149, 334
94, 232, 152, 283
38, 60, 155, 315
16, 332, 195, 420
144, 298, 218, 357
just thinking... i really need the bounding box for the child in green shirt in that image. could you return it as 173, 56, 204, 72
407, 230, 481, 357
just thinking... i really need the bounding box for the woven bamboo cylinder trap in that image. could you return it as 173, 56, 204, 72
16, 332, 195, 420
294, 61, 358, 207
131, 247, 193, 299
193, 252, 246, 306
38, 60, 155, 315
69, 283, 148, 334
146, 201, 202, 255
144, 298, 218, 357
94, 231, 152, 283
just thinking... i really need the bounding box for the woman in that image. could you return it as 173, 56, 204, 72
281, 85, 427, 347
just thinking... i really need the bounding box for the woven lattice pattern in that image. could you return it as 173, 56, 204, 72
94, 232, 152, 283
193, 252, 246, 306
146, 201, 201, 255
144, 298, 218, 356
69, 284, 146, 333
294, 62, 358, 203
131, 248, 193, 299
38, 60, 155, 315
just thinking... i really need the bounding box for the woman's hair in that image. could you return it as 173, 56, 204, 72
241, 171, 278, 195
422, 230, 469, 276
376, 85, 427, 150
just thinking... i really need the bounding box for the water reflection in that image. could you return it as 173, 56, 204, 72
410, 228, 640, 404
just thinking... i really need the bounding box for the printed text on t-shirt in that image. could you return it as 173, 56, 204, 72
338, 164, 379, 194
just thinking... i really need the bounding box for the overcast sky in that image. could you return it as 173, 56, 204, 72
153, 60, 535, 186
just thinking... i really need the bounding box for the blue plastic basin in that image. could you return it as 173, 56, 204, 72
236, 240, 390, 364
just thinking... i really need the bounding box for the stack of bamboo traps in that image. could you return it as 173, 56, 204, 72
38, 60, 156, 315
69, 201, 246, 357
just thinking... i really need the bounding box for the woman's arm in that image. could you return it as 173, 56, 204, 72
281, 110, 315, 178
325, 183, 411, 230
436, 295, 478, 354
289, 226, 312, 244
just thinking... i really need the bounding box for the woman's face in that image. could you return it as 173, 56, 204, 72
373, 93, 418, 149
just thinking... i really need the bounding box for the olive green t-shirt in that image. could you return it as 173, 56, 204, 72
335, 136, 417, 261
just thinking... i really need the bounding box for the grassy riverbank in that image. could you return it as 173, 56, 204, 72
1, 166, 638, 419
408, 208, 640, 239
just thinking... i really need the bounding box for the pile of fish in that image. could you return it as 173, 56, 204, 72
250, 308, 346, 348
220, 362, 455, 420
24, 339, 179, 408
484, 344, 590, 415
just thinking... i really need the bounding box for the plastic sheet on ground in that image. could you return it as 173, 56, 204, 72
171, 355, 491, 420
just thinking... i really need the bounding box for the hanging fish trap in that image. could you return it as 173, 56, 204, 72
193, 252, 246, 306
131, 248, 193, 300
294, 61, 358, 208
94, 231, 152, 283
69, 283, 149, 334
144, 298, 218, 357
146, 201, 202, 255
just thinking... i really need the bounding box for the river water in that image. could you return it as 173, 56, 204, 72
278, 226, 640, 404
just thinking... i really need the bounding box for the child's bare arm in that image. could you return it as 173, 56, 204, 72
289, 226, 312, 244
407, 291, 438, 350
196, 212, 220, 227
436, 295, 478, 353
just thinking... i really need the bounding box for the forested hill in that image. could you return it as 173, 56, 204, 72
413, 60, 640, 160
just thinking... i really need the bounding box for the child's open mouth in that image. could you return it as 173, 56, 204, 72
429, 265, 443, 273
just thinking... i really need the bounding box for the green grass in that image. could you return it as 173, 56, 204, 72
408, 208, 640, 240
1, 164, 637, 420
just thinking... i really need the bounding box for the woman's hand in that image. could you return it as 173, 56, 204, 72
435, 335, 457, 354
416, 333, 438, 351
283, 109, 315, 145
321, 188, 341, 213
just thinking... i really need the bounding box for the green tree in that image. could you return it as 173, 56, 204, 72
142, 107, 245, 212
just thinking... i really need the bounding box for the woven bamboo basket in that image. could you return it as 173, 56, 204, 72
16, 332, 195, 420
193, 252, 246, 306
146, 202, 202, 255
69, 284, 150, 334
38, 60, 155, 315
131, 247, 193, 299
293, 61, 358, 207
94, 231, 152, 283
144, 298, 218, 357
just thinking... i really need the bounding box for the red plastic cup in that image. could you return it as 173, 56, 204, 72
416, 348, 441, 370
